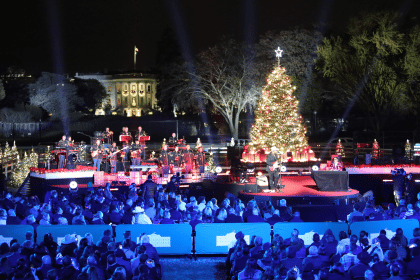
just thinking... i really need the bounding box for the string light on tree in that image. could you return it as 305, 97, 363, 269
250, 47, 308, 156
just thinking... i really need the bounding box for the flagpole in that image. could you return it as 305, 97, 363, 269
134, 45, 137, 70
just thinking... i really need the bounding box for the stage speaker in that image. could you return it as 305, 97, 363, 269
243, 184, 258, 193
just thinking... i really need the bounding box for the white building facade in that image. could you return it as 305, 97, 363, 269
75, 72, 158, 117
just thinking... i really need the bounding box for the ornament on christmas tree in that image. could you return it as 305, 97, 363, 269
250, 48, 308, 155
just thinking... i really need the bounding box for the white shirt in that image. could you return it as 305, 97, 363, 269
132, 213, 152, 224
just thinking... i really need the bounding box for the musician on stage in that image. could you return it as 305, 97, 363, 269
195, 146, 206, 174
183, 145, 195, 174
131, 140, 142, 166
91, 139, 104, 171
121, 127, 131, 137
109, 142, 119, 173
330, 156, 343, 171
136, 126, 147, 160
57, 135, 70, 169
170, 146, 182, 168
121, 141, 131, 172
103, 127, 114, 144
159, 145, 171, 177
266, 146, 280, 190
168, 132, 178, 147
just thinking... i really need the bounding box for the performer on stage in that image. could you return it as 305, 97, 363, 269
121, 141, 131, 172
266, 146, 280, 190
136, 126, 147, 160
330, 156, 343, 171
170, 146, 182, 168
195, 138, 202, 151
109, 142, 119, 173
195, 146, 206, 174
91, 139, 103, 171
168, 132, 178, 147
159, 145, 171, 177
131, 140, 142, 166
57, 135, 69, 169
103, 127, 114, 144
183, 145, 195, 174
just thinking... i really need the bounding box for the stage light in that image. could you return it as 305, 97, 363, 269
69, 181, 78, 192
257, 171, 263, 176
312, 165, 319, 171
280, 166, 287, 172
215, 166, 223, 174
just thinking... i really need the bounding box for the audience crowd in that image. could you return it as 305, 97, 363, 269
0, 175, 420, 279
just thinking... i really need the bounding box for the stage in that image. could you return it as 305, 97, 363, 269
237, 176, 359, 206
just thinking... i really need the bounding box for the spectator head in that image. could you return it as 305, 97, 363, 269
312, 233, 320, 243
7, 209, 16, 217
291, 229, 299, 238
140, 234, 150, 244
0, 243, 10, 255
280, 199, 287, 207
338, 231, 348, 240
294, 211, 300, 218
47, 269, 58, 280
163, 210, 171, 219
408, 204, 413, 211
361, 238, 369, 248
252, 208, 259, 216
357, 251, 372, 265
114, 248, 125, 258
255, 236, 263, 247
350, 235, 358, 244
107, 242, 116, 251
273, 209, 280, 216
42, 255, 52, 265
58, 217, 68, 225
123, 231, 131, 240
107, 254, 116, 265
390, 263, 401, 276
10, 243, 20, 253
309, 245, 319, 256
336, 244, 349, 255
380, 229, 387, 236
203, 206, 212, 217
197, 196, 206, 204
87, 256, 97, 266
399, 199, 406, 206
62, 255, 72, 267
25, 231, 33, 241
364, 269, 375, 280
139, 253, 148, 264
211, 198, 217, 206
353, 203, 360, 212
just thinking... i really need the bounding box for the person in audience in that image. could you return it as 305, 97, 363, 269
277, 199, 292, 222
377, 229, 390, 251
407, 246, 420, 275
159, 210, 174, 224
139, 234, 160, 264
6, 209, 22, 225
238, 258, 261, 280
225, 207, 244, 223
303, 245, 323, 271
132, 206, 152, 225
347, 203, 364, 223
247, 208, 265, 223
266, 209, 284, 225
349, 251, 372, 279
364, 269, 375, 280
214, 208, 227, 223
289, 211, 303, 222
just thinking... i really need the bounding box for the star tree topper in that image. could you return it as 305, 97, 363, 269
275, 47, 283, 66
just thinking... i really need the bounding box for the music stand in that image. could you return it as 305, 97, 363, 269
119, 135, 131, 143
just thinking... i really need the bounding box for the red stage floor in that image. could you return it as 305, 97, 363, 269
239, 176, 359, 197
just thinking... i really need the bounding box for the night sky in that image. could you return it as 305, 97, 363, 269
1, 0, 417, 75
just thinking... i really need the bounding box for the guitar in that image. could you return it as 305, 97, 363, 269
91, 149, 103, 158
269, 161, 282, 171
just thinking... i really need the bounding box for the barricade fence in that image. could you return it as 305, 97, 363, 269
0, 219, 418, 255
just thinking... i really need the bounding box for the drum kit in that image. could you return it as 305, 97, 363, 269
51, 141, 87, 164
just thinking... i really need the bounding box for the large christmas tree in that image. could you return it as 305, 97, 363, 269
250, 65, 308, 154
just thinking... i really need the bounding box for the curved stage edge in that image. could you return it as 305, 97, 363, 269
234, 176, 360, 206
